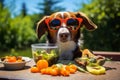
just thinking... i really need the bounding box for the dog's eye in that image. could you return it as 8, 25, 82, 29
49, 19, 61, 27
67, 19, 79, 26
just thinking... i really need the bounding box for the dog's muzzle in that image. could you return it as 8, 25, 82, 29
57, 27, 71, 42
59, 33, 70, 42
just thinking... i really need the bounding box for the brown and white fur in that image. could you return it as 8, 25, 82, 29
36, 12, 97, 60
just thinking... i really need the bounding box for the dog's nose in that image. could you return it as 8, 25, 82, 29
59, 33, 70, 42
57, 27, 71, 42
59, 33, 69, 38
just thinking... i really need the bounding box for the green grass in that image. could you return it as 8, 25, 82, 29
0, 48, 32, 58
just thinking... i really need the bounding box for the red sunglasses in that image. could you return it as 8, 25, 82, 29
45, 18, 83, 32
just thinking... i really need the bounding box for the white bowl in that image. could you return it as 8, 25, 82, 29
0, 57, 31, 70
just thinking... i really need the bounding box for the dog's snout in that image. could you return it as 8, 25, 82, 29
57, 27, 71, 42
59, 33, 70, 42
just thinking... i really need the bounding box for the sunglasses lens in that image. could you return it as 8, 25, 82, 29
49, 19, 61, 27
67, 19, 79, 26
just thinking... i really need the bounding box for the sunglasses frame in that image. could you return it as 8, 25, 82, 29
45, 18, 83, 32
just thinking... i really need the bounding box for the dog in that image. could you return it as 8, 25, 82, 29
36, 12, 97, 60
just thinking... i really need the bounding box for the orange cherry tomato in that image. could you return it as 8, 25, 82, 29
36, 60, 48, 71
30, 67, 39, 73
7, 56, 17, 62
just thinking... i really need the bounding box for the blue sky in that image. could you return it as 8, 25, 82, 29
4, 0, 89, 15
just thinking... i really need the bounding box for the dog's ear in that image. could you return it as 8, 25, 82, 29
75, 12, 97, 30
36, 16, 49, 39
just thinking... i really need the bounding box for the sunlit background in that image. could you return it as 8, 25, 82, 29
0, 0, 119, 57
4, 0, 88, 17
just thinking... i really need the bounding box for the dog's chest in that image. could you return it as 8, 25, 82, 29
57, 41, 76, 60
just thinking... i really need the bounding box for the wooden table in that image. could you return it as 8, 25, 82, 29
0, 52, 120, 80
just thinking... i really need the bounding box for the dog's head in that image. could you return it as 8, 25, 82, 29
36, 12, 97, 60
37, 12, 97, 44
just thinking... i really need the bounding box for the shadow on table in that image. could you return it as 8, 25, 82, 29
0, 78, 24, 80
105, 66, 117, 71
0, 66, 30, 71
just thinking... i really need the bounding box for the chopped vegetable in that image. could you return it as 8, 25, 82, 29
86, 65, 106, 75
77, 66, 87, 73
75, 49, 107, 75
1, 56, 24, 63
33, 49, 58, 66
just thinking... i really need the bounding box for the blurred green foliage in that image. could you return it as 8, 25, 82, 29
80, 0, 120, 51
0, 3, 37, 50
9, 16, 37, 48
0, 48, 32, 58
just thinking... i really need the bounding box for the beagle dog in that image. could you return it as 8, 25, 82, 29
37, 12, 97, 60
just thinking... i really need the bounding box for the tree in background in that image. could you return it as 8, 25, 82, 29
0, 0, 4, 8
37, 0, 65, 16
21, 2, 27, 17
80, 0, 120, 51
